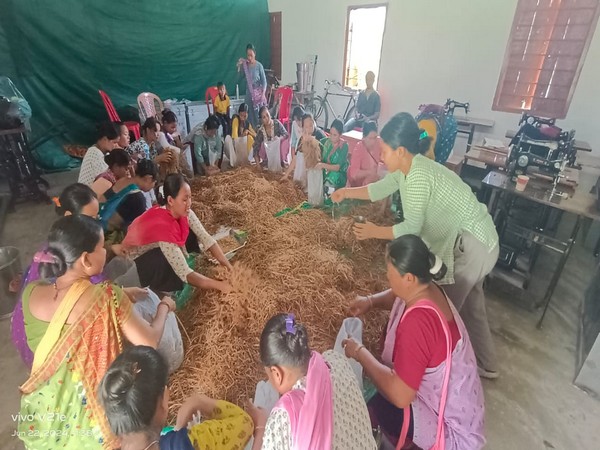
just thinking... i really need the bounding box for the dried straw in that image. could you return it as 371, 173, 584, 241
168, 168, 391, 414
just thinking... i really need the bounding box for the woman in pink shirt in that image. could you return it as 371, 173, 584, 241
347, 121, 382, 187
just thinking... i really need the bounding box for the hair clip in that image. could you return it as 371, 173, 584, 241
285, 313, 296, 335
33, 251, 57, 264
430, 254, 443, 275
419, 130, 429, 141
52, 197, 61, 208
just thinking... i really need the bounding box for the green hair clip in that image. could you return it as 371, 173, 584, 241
419, 130, 429, 140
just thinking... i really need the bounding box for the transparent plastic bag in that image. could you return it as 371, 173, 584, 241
306, 168, 323, 206
265, 137, 282, 172
334, 318, 364, 389
293, 151, 306, 187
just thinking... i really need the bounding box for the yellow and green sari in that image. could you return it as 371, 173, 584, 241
18, 280, 132, 450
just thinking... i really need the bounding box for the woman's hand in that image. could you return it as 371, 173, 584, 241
353, 221, 379, 240
111, 244, 129, 258
331, 188, 347, 203
342, 337, 363, 360
123, 287, 149, 303
243, 129, 250, 137
237, 58, 245, 68
160, 296, 177, 313
348, 295, 372, 317
314, 163, 324, 170
245, 400, 268, 431
155, 151, 172, 164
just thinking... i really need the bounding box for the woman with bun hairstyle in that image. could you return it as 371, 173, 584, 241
332, 112, 500, 379
99, 345, 253, 450
247, 313, 376, 450
91, 148, 131, 198
78, 121, 120, 186
122, 173, 232, 296
17, 215, 176, 450
343, 235, 485, 450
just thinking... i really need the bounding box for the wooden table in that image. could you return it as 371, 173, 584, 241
483, 171, 600, 327
506, 129, 592, 153
454, 115, 495, 149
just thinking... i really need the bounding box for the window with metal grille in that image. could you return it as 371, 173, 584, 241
493, 0, 600, 119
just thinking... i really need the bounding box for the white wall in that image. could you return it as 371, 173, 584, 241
268, 0, 600, 155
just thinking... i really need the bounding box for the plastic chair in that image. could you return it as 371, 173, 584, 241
98, 90, 141, 140
273, 86, 293, 132
137, 92, 164, 123
205, 86, 219, 115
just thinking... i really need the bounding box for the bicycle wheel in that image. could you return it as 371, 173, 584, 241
309, 96, 329, 130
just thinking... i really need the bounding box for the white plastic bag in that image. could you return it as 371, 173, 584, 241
265, 137, 282, 172
306, 168, 324, 206
208, 143, 220, 166
334, 317, 364, 389
234, 136, 249, 167
224, 135, 236, 168
133, 290, 184, 374
293, 151, 306, 187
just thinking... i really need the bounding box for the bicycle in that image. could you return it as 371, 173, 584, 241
307, 80, 358, 130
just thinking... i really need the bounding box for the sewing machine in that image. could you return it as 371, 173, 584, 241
445, 99, 469, 115
507, 113, 576, 184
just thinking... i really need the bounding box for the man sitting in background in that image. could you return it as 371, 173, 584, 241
344, 71, 381, 132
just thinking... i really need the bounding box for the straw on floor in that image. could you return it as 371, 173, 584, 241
169, 168, 391, 413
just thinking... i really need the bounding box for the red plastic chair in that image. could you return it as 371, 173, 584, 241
98, 90, 141, 140
205, 86, 219, 115
274, 86, 293, 132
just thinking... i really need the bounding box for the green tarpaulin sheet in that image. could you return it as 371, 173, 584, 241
0, 0, 270, 148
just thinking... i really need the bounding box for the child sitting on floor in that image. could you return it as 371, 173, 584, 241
214, 82, 231, 136
99, 345, 253, 450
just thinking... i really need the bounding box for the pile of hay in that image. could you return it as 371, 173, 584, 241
169, 168, 391, 411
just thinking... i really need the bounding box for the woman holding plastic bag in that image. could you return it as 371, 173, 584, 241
247, 313, 376, 450
226, 103, 256, 166
252, 106, 288, 171
343, 235, 485, 450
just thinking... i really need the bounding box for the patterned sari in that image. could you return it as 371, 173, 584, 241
98, 183, 141, 231
18, 280, 132, 450
320, 138, 349, 190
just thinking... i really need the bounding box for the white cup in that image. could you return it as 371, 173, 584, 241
516, 175, 530, 192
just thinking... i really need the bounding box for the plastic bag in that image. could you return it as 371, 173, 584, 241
334, 318, 364, 389
293, 151, 306, 187
208, 140, 221, 166
224, 135, 236, 168
265, 137, 282, 172
234, 136, 249, 166
306, 168, 323, 206
133, 290, 184, 374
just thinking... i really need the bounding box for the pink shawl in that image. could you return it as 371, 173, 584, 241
274, 351, 334, 450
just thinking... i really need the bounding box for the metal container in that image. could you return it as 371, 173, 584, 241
296, 62, 309, 71
0, 246, 21, 319
296, 68, 310, 93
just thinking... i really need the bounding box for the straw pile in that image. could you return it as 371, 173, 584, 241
169, 168, 391, 412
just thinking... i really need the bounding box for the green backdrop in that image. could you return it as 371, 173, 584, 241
0, 0, 270, 151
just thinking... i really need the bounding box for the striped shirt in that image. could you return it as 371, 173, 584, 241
368, 154, 498, 284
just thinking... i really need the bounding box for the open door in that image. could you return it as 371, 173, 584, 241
270, 12, 282, 80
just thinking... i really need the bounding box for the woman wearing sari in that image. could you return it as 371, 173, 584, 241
237, 43, 267, 128
17, 215, 176, 450
248, 313, 376, 450
343, 235, 485, 450
98, 159, 158, 240
315, 119, 349, 193
100, 345, 253, 450
91, 148, 130, 198
121, 173, 232, 296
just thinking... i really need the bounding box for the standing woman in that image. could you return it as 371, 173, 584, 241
332, 112, 500, 377
237, 43, 267, 128
315, 119, 349, 192
17, 215, 175, 449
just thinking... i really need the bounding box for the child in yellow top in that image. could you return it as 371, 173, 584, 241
214, 82, 231, 136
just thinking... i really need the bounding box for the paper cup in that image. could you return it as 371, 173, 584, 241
516, 175, 529, 192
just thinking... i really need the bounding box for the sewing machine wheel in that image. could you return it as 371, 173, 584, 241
517, 154, 529, 168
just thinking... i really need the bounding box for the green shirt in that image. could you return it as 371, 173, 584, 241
320, 138, 349, 189
367, 154, 498, 284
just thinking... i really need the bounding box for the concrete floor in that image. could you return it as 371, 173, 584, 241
1, 169, 600, 449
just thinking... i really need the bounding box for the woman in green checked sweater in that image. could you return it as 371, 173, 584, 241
332, 112, 500, 378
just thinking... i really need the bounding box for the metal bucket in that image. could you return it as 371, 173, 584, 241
296, 69, 310, 93
0, 246, 21, 319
